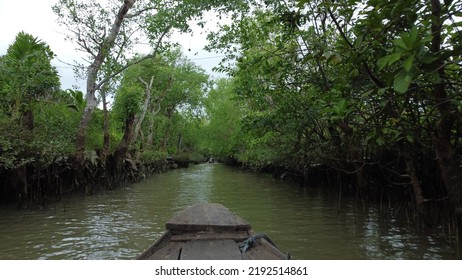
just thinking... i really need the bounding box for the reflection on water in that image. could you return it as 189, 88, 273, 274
0, 163, 458, 259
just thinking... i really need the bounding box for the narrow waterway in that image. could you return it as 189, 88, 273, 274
0, 163, 457, 259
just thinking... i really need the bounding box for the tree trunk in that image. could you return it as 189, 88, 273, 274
132, 76, 154, 144
75, 0, 137, 162
21, 109, 34, 131
114, 114, 137, 169
160, 106, 175, 152
160, 134, 170, 152
339, 121, 368, 195
160, 124, 172, 152
75, 104, 96, 161
147, 115, 155, 147
145, 77, 173, 149
101, 88, 110, 162
177, 132, 183, 152
12, 165, 28, 208
429, 0, 462, 214
402, 151, 424, 215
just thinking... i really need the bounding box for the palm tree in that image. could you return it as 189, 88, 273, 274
1, 31, 60, 131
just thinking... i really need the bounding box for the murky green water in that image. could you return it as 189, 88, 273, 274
0, 163, 458, 259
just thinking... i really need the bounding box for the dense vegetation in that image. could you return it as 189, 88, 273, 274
202, 0, 462, 226
1, 0, 461, 233
0, 32, 207, 206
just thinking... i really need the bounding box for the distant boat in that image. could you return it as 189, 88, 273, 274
137, 203, 289, 260
204, 156, 215, 163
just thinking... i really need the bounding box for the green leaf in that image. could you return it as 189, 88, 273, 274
349, 68, 359, 78
394, 70, 413, 93
402, 37, 412, 50
366, 130, 376, 141
376, 136, 385, 146
66, 104, 79, 112
377, 52, 402, 70
393, 37, 409, 50
333, 98, 348, 117
421, 35, 433, 43
403, 56, 414, 72
421, 54, 438, 64
296, 0, 310, 8
409, 26, 419, 45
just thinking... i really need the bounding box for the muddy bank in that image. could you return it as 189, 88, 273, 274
0, 153, 171, 209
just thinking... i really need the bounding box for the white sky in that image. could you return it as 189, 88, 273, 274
0, 0, 226, 91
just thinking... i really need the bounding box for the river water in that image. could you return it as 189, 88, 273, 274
0, 163, 458, 259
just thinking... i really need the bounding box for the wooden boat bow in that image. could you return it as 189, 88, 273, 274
137, 203, 288, 260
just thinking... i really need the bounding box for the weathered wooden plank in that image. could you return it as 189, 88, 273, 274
203, 203, 238, 229
183, 203, 207, 228
147, 241, 183, 260
171, 231, 250, 242
235, 215, 251, 231
137, 231, 172, 260
166, 203, 251, 232
166, 203, 205, 232
180, 239, 243, 260
166, 204, 197, 230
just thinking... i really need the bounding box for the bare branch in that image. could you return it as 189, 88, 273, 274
95, 26, 171, 91
126, 5, 158, 18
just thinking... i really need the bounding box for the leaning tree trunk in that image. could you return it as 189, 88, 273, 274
429, 0, 462, 214
143, 76, 173, 148
101, 87, 110, 163
146, 114, 156, 148
177, 132, 183, 152
114, 114, 138, 170
132, 76, 154, 145
75, 0, 137, 162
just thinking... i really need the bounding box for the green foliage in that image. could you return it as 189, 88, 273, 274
64, 89, 86, 112
139, 149, 167, 163
0, 32, 60, 106
0, 32, 66, 169
84, 109, 105, 151
112, 84, 144, 121
33, 103, 79, 157
199, 79, 243, 159
0, 102, 80, 169
104, 46, 211, 160
174, 151, 204, 164
377, 26, 434, 93
0, 115, 29, 168
201, 0, 462, 200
